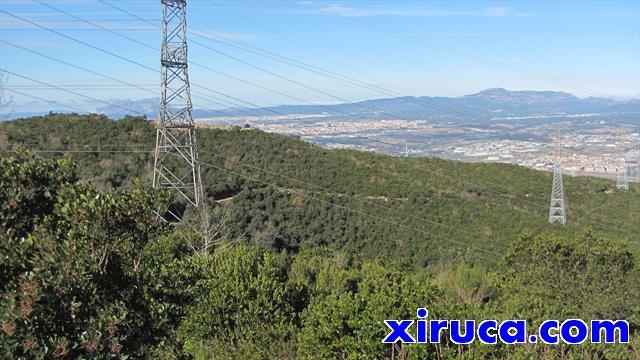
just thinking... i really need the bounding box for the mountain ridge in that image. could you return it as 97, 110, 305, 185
5, 88, 638, 123
95, 88, 640, 123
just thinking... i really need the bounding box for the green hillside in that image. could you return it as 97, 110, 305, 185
1, 113, 638, 267
1, 114, 639, 358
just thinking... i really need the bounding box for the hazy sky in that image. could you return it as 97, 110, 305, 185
1, 0, 639, 111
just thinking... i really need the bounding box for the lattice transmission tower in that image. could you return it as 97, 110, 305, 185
549, 128, 567, 225
616, 158, 629, 191
153, 0, 204, 213
616, 131, 630, 191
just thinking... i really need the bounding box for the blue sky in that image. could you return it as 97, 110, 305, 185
0, 0, 639, 112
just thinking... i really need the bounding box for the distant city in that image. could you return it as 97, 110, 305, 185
197, 113, 639, 182
191, 88, 639, 182
6, 88, 639, 181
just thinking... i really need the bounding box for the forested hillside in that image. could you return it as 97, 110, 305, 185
1, 114, 638, 267
1, 114, 639, 358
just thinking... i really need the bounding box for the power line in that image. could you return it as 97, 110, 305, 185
0, 69, 146, 116
36, 2, 318, 117
52, 2, 490, 143
0, 6, 608, 245
27, 4, 340, 124
3, 133, 637, 241
2, 148, 152, 154
357, 135, 640, 234
352, 128, 640, 234
0, 10, 157, 73
3, 142, 153, 148
5, 36, 268, 116
7, 84, 156, 88
198, 160, 505, 261
371, 137, 640, 234
1, 41, 247, 118
205, 147, 639, 240
96, 1, 440, 123
86, 1, 640, 205
97, 0, 318, 108
400, 151, 640, 235
188, 34, 477, 122
6, 56, 636, 238
33, 0, 159, 53
0, 10, 311, 125
97, 0, 479, 122
198, 151, 507, 249
0, 141, 506, 259
14, 3, 637, 122
0, 28, 158, 32
291, 1, 628, 100
178, 7, 482, 120
6, 75, 635, 239
212, 34, 475, 115
0, 17, 160, 23
2, 88, 89, 114
1, 39, 158, 97
211, 1, 368, 78
5, 6, 637, 236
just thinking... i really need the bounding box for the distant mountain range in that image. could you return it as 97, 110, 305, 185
234, 88, 639, 124
5, 88, 639, 124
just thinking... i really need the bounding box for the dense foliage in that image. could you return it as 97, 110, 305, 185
1, 114, 638, 268
1, 115, 639, 358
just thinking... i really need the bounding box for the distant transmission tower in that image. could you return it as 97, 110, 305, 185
616, 130, 630, 191
153, 0, 204, 212
549, 127, 567, 225
616, 158, 629, 191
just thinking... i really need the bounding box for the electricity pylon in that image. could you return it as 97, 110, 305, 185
616, 130, 630, 191
549, 127, 567, 225
616, 159, 629, 191
153, 0, 204, 212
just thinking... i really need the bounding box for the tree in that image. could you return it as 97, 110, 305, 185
0, 151, 171, 358
296, 254, 443, 359
491, 231, 640, 359
178, 245, 305, 359
495, 231, 639, 323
